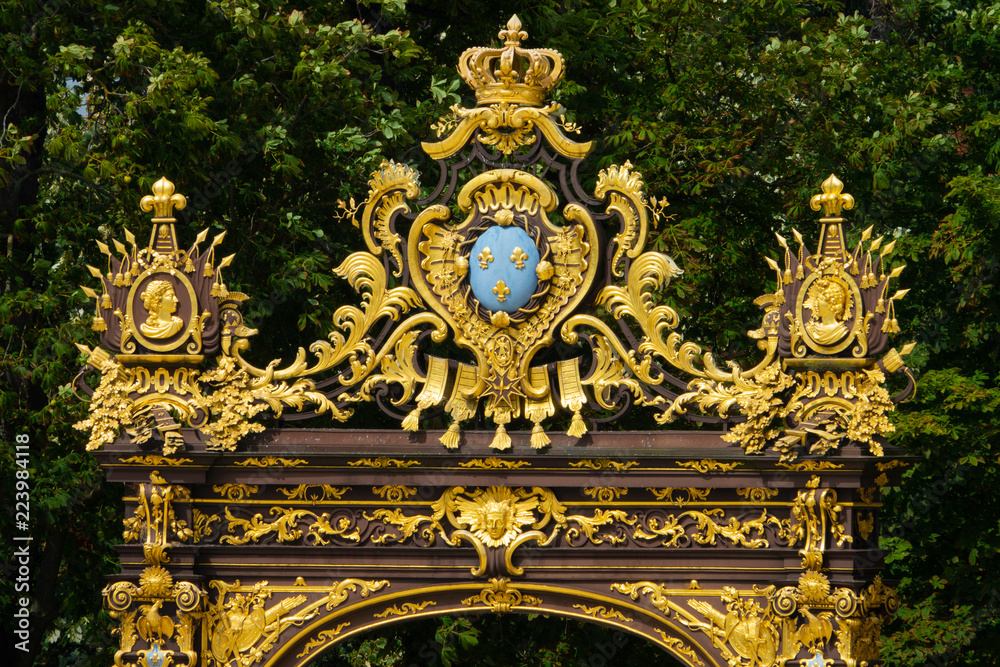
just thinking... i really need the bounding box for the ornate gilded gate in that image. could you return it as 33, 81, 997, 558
76, 16, 915, 667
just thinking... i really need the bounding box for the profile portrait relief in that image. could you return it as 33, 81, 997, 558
139, 279, 184, 339
803, 276, 851, 345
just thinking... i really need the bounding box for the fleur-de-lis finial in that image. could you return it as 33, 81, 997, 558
809, 174, 854, 219
140, 177, 187, 221
140, 177, 187, 253
499, 14, 527, 46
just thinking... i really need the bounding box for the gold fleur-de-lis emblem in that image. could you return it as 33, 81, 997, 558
510, 247, 528, 269
478, 247, 494, 269
493, 280, 510, 302
809, 173, 854, 218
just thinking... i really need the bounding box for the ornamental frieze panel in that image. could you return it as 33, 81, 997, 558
173, 484, 816, 559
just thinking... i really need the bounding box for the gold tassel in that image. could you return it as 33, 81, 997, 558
440, 422, 461, 449
218, 283, 229, 300
796, 263, 804, 280
210, 283, 221, 298
101, 292, 112, 309
882, 318, 900, 334
122, 270, 132, 286
876, 298, 885, 313
184, 256, 195, 273
783, 267, 792, 285
567, 411, 587, 438
490, 423, 511, 450
113, 272, 124, 287
530, 423, 550, 449
131, 263, 140, 277
850, 258, 859, 275
204, 263, 214, 278
401, 407, 421, 431
92, 315, 107, 332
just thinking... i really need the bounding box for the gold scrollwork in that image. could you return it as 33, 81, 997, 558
583, 487, 627, 503
461, 578, 541, 612
458, 458, 531, 469
677, 460, 740, 473
213, 484, 258, 501
221, 507, 361, 546
373, 601, 437, 618
348, 457, 420, 468
373, 485, 418, 502
777, 461, 844, 471
567, 459, 638, 471
234, 457, 307, 467
572, 604, 633, 623
653, 630, 706, 667
736, 487, 780, 503
120, 456, 194, 466
632, 508, 792, 549
595, 161, 650, 278
295, 624, 351, 659
361, 160, 418, 273
276, 485, 350, 501
423, 101, 591, 160
611, 581, 678, 616
647, 487, 712, 506
192, 510, 220, 543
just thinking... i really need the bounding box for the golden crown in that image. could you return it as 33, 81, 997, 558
458, 15, 565, 107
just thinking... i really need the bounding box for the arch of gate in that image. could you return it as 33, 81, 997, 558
273, 582, 710, 667
77, 15, 915, 667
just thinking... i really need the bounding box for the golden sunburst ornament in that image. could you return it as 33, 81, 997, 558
797, 570, 831, 604
139, 566, 174, 597
454, 487, 539, 547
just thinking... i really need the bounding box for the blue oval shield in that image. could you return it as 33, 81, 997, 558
469, 226, 539, 313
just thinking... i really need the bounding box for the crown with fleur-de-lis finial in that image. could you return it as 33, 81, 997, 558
457, 15, 565, 107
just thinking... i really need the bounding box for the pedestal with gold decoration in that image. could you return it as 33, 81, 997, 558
76, 16, 915, 667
